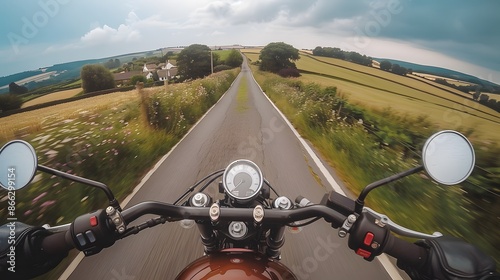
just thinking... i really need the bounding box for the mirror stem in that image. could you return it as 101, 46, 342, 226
355, 165, 424, 214
37, 165, 122, 211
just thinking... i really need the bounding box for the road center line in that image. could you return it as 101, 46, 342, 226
248, 69, 404, 280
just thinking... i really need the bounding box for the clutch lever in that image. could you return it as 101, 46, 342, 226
363, 207, 442, 239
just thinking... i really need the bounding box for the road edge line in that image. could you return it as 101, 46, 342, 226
59, 72, 242, 280
248, 72, 404, 280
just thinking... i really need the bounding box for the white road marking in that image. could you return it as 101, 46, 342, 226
61, 68, 403, 280
59, 76, 240, 280
249, 73, 404, 280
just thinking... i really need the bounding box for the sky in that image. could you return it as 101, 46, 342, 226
1, 0, 499, 83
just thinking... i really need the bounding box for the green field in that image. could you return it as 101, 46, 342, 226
244, 51, 499, 265
242, 49, 500, 141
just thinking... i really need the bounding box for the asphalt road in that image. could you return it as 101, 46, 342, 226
67, 60, 396, 279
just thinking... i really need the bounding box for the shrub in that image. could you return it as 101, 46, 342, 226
278, 68, 301, 78
214, 65, 233, 72
81, 64, 116, 93
0, 94, 23, 111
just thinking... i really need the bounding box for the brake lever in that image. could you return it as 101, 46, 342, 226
363, 207, 442, 239
43, 223, 71, 233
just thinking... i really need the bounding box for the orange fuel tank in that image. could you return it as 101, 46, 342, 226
176, 249, 297, 280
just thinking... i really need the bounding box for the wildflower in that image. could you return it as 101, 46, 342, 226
40, 200, 56, 208
32, 192, 48, 204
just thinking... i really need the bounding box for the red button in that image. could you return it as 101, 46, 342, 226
356, 248, 371, 258
90, 216, 98, 227
363, 232, 374, 246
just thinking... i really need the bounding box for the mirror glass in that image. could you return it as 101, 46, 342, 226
422, 130, 475, 185
0, 140, 38, 190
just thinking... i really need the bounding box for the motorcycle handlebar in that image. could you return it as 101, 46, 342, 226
120, 201, 347, 225
38, 201, 429, 273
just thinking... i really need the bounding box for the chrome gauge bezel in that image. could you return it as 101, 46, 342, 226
222, 159, 264, 203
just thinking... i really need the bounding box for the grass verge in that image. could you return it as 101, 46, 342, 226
0, 69, 239, 279
251, 67, 499, 266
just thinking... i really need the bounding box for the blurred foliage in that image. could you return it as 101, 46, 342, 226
0, 69, 238, 228
257, 71, 500, 265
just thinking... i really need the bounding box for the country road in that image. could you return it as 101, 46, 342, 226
66, 59, 399, 279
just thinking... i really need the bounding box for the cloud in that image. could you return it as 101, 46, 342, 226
80, 12, 141, 45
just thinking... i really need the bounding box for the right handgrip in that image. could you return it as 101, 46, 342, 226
384, 234, 428, 269
41, 231, 75, 255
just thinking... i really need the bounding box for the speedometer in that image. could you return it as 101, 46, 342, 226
223, 159, 263, 203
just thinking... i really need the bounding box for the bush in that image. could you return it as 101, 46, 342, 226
225, 49, 243, 67
129, 75, 147, 86
214, 65, 233, 72
81, 64, 116, 93
146, 70, 238, 136
278, 68, 301, 78
0, 94, 23, 111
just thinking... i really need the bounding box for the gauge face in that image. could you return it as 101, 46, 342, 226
223, 160, 263, 202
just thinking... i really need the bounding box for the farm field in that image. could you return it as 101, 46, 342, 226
0, 89, 138, 142
21, 88, 82, 108
242, 49, 500, 141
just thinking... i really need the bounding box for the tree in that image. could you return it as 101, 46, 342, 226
104, 58, 121, 69
177, 44, 212, 80
259, 42, 299, 73
0, 94, 23, 111
380, 60, 392, 71
81, 64, 116, 93
278, 68, 301, 78
9, 82, 28, 94
479, 94, 489, 105
129, 75, 147, 86
225, 49, 243, 67
472, 90, 481, 101
391, 64, 408, 76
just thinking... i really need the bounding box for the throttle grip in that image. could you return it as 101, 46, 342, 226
384, 234, 428, 269
41, 231, 75, 255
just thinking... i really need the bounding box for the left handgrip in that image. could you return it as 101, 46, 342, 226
41, 231, 75, 255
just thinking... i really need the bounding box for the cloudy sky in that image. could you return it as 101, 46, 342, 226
1, 0, 499, 83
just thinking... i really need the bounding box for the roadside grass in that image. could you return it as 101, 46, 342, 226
250, 64, 499, 266
0, 69, 238, 228
299, 73, 500, 140
0, 70, 238, 280
21, 88, 82, 108
295, 55, 499, 140
0, 90, 139, 142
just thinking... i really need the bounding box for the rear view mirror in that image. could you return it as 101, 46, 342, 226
0, 140, 38, 190
422, 130, 475, 185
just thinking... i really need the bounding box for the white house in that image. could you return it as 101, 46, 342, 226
143, 63, 158, 73
158, 60, 178, 81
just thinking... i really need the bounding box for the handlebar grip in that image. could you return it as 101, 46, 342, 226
41, 231, 75, 255
384, 234, 428, 269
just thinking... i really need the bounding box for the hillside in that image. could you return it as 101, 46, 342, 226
0, 49, 164, 94
373, 58, 500, 92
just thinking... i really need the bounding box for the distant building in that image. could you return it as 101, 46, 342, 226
158, 60, 178, 81
143, 63, 158, 73
113, 71, 144, 86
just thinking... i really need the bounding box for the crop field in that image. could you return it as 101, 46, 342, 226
21, 88, 82, 108
247, 59, 500, 265
213, 49, 232, 61
242, 50, 499, 140
241, 49, 260, 62
0, 90, 139, 142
